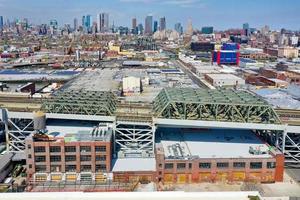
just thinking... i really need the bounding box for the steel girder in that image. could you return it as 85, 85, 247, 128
114, 121, 154, 157
154, 88, 281, 124
257, 130, 300, 166
6, 118, 34, 152
277, 131, 300, 166
42, 90, 117, 116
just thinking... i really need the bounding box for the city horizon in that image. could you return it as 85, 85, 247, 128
0, 0, 299, 31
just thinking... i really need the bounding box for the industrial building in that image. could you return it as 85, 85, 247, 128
190, 42, 215, 52
212, 50, 240, 65
25, 118, 113, 182
2, 87, 294, 186
156, 128, 283, 183
204, 73, 245, 87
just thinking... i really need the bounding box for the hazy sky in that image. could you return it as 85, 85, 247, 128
0, 0, 299, 30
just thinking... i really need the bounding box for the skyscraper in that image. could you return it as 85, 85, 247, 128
145, 15, 153, 35
0, 16, 3, 30
97, 13, 109, 33
82, 16, 86, 27
159, 17, 166, 31
138, 23, 144, 35
174, 23, 183, 35
186, 19, 193, 36
153, 21, 158, 33
243, 23, 250, 36
132, 18, 137, 30
74, 18, 78, 31
85, 15, 92, 29
201, 26, 214, 34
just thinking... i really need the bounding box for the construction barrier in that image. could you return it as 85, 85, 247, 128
95, 173, 107, 183
163, 174, 174, 183
51, 174, 62, 182
66, 174, 77, 181
199, 172, 211, 182
35, 174, 47, 182
216, 172, 228, 182
177, 174, 186, 184
232, 171, 246, 181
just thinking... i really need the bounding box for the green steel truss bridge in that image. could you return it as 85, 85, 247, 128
153, 88, 281, 124
41, 90, 117, 116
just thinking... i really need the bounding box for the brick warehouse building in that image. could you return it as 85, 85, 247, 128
155, 128, 284, 184
26, 123, 113, 182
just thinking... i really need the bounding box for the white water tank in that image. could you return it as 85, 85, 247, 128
33, 111, 46, 131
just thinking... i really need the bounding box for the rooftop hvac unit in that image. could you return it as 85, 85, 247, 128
249, 145, 269, 155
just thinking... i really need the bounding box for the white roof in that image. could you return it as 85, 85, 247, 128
159, 128, 272, 159
112, 158, 156, 172
206, 73, 244, 81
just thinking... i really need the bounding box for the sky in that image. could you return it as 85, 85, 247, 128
0, 0, 299, 31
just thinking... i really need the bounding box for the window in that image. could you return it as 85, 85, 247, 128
188, 163, 192, 169
35, 165, 46, 172
250, 162, 262, 169
80, 146, 91, 153
50, 165, 61, 172
233, 162, 245, 168
29, 164, 32, 169
95, 164, 106, 172
267, 162, 276, 169
34, 146, 45, 153
65, 155, 76, 162
80, 155, 91, 162
28, 154, 32, 159
95, 146, 106, 152
66, 165, 76, 172
177, 163, 186, 170
95, 155, 106, 161
65, 146, 76, 152
27, 144, 31, 149
158, 163, 162, 168
35, 156, 46, 162
80, 165, 91, 172
217, 162, 229, 168
199, 163, 211, 169
50, 146, 61, 153
164, 163, 174, 169
50, 155, 61, 162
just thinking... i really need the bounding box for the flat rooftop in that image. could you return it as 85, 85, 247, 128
157, 128, 272, 159
42, 120, 112, 142
112, 158, 156, 172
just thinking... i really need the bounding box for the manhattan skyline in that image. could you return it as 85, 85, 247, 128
0, 0, 299, 30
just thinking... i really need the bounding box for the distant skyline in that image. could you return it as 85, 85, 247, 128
0, 0, 299, 30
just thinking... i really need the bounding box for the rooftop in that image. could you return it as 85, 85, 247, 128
205, 73, 245, 81
37, 120, 113, 142
157, 128, 272, 159
112, 158, 156, 172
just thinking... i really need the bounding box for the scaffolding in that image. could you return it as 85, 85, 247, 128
154, 88, 281, 124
